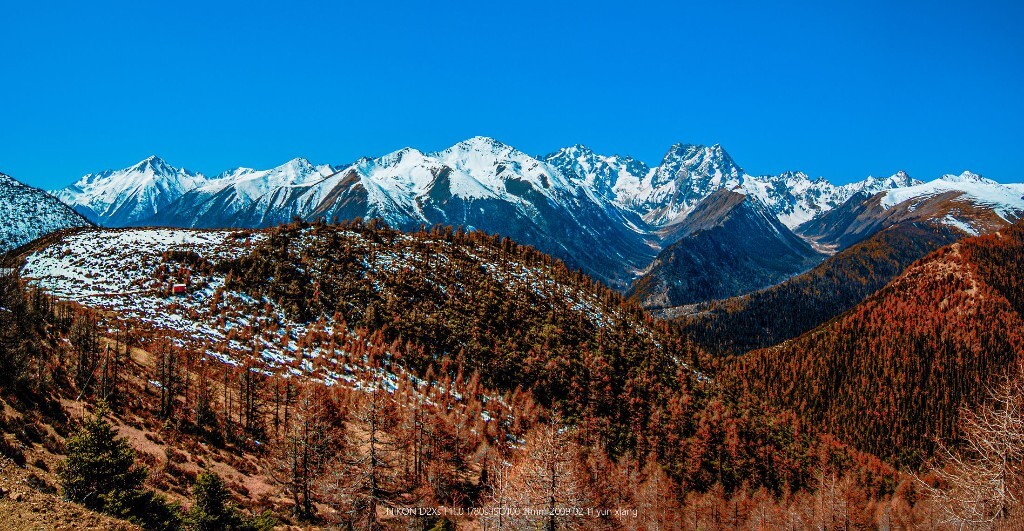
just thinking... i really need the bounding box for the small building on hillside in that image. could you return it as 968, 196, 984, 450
171, 283, 188, 295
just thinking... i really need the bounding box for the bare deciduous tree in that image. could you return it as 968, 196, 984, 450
920, 366, 1024, 529
513, 419, 588, 531
321, 387, 409, 530
268, 381, 344, 519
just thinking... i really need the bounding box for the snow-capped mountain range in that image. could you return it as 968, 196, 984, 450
53, 155, 207, 227
0, 172, 91, 252
544, 145, 923, 228
44, 137, 1024, 288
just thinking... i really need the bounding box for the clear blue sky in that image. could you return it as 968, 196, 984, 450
2, 0, 1022, 189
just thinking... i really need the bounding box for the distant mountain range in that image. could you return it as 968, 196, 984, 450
3, 136, 1021, 295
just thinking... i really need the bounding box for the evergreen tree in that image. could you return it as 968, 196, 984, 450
57, 405, 148, 515
184, 471, 277, 531
186, 471, 233, 530
57, 405, 181, 530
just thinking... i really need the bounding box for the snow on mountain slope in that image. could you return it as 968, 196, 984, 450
17, 226, 640, 381
53, 156, 208, 226
798, 171, 1023, 251
145, 157, 337, 229
738, 170, 922, 228
0, 171, 92, 252
543, 145, 652, 203
542, 145, 923, 230
16, 227, 336, 378
739, 172, 844, 228
205, 157, 335, 202
880, 171, 1024, 227
845, 170, 922, 194
347, 138, 658, 288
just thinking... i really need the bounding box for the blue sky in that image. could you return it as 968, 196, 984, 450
2, 0, 1022, 189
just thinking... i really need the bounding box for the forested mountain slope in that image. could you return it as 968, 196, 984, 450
672, 221, 966, 355
14, 221, 894, 501
724, 221, 1024, 467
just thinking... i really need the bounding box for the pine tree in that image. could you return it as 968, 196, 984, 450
920, 366, 1024, 527
513, 419, 588, 531
155, 342, 181, 420
186, 471, 233, 530
55, 405, 158, 523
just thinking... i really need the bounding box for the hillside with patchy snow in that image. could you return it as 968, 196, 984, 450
16, 223, 662, 390
799, 171, 1024, 251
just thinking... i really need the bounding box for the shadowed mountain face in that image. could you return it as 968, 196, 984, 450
627, 188, 825, 308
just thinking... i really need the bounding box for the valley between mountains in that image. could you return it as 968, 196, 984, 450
1, 138, 1024, 529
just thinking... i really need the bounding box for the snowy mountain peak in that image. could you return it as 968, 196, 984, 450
133, 154, 170, 170
200, 158, 335, 205
53, 156, 206, 226
282, 156, 313, 168
450, 136, 513, 154
872, 170, 918, 188
547, 144, 595, 161
855, 170, 921, 191
274, 157, 328, 183
876, 172, 1024, 235
774, 170, 814, 182
375, 147, 428, 169
940, 170, 995, 184
658, 143, 744, 183
542, 144, 651, 202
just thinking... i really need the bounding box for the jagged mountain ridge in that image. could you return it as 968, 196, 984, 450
543, 146, 923, 228
144, 137, 658, 289
0, 172, 92, 252
148, 157, 337, 230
